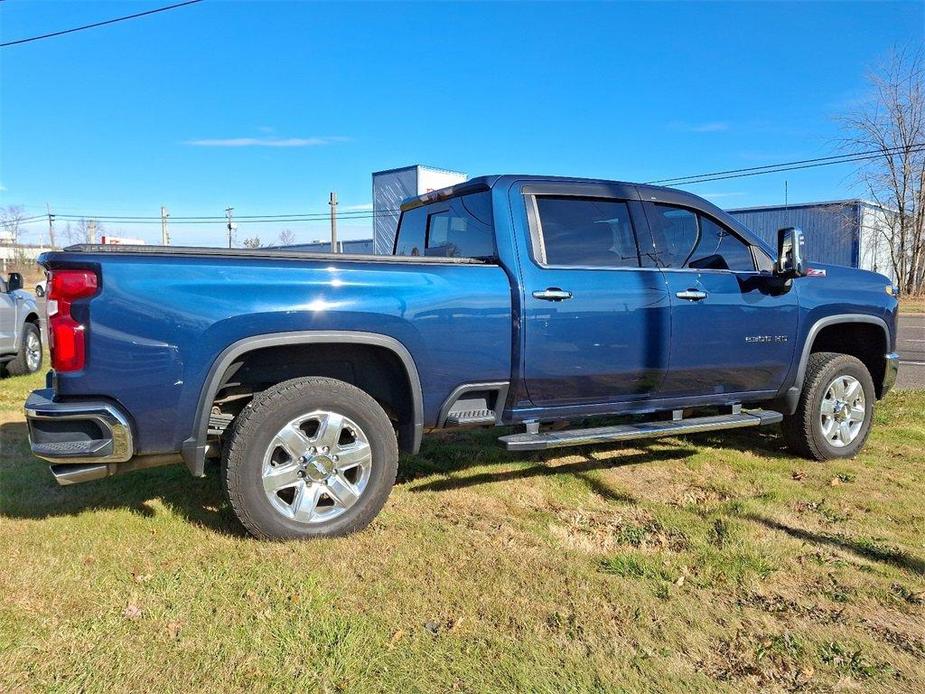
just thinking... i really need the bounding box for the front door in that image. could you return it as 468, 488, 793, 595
642, 202, 798, 399
516, 183, 671, 408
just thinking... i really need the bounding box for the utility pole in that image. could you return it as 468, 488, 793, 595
160, 206, 170, 245
784, 180, 789, 208
46, 203, 56, 248
225, 207, 235, 248
87, 220, 97, 244
329, 192, 338, 253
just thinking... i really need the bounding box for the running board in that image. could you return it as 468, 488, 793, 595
498, 409, 783, 452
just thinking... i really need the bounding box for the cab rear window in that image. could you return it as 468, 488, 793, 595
394, 192, 495, 259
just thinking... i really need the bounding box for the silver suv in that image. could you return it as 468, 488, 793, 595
0, 272, 43, 376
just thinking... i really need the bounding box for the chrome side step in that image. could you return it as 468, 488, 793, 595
498, 409, 783, 452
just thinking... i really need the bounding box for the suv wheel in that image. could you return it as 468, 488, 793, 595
782, 352, 875, 461
223, 376, 399, 540
6, 323, 43, 376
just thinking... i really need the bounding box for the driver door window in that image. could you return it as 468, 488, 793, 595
644, 203, 755, 272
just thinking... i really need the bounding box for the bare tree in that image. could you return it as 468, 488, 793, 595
0, 205, 27, 245
278, 229, 296, 246
241, 236, 263, 249
73, 218, 105, 244
841, 47, 925, 294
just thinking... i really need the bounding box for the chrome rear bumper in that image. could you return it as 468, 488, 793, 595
24, 388, 133, 465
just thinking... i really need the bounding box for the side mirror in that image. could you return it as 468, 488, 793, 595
776, 227, 806, 278
7, 272, 23, 292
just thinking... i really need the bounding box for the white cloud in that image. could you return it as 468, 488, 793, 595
670, 121, 730, 133
185, 136, 349, 148
699, 192, 746, 199
341, 203, 373, 211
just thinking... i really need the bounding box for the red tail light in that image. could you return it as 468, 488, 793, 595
47, 269, 99, 372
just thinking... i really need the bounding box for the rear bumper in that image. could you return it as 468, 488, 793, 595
24, 388, 134, 465
882, 352, 900, 397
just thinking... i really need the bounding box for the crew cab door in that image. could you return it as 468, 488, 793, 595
641, 200, 798, 399
515, 182, 670, 408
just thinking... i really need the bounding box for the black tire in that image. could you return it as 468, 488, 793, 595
781, 352, 875, 461
6, 322, 43, 376
223, 376, 399, 540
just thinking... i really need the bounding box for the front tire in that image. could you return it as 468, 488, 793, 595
781, 352, 875, 461
223, 376, 399, 540
7, 322, 43, 376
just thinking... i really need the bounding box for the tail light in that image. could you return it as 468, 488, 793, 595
47, 269, 99, 372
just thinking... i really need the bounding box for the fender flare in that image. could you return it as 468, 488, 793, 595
181, 330, 424, 476
779, 313, 890, 411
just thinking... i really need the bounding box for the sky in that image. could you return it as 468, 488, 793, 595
1, 0, 923, 246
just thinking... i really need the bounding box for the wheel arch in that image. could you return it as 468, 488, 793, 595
791, 314, 890, 402
181, 331, 424, 477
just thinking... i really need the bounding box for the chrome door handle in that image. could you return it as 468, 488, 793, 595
675, 289, 707, 301
532, 288, 573, 301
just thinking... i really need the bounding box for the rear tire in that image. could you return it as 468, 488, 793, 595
7, 323, 43, 376
223, 376, 399, 540
781, 352, 874, 461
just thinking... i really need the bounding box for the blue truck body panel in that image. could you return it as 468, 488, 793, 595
53, 254, 512, 455
34, 174, 899, 474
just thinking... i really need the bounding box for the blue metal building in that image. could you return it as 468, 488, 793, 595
728, 199, 895, 280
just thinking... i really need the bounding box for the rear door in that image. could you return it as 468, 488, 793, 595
641, 200, 798, 399
516, 182, 671, 408
0, 279, 16, 352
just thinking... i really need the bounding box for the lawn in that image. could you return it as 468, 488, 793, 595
900, 295, 925, 314
1, 369, 923, 693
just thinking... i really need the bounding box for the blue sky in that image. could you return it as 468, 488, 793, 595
1, 0, 923, 246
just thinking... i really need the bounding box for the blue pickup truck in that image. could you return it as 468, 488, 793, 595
25, 175, 899, 539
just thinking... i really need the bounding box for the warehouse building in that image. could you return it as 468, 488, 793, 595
728, 199, 896, 281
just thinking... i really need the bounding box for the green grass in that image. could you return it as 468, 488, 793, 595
900, 295, 925, 313
1, 371, 924, 692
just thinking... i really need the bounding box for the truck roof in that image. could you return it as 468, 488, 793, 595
400, 174, 773, 254
400, 174, 722, 212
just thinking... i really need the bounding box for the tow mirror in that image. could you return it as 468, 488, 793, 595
776, 227, 806, 278
7, 272, 23, 292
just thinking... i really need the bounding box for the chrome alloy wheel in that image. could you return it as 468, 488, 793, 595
261, 410, 372, 524
25, 331, 41, 372
819, 374, 866, 448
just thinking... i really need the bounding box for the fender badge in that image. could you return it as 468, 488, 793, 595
806, 268, 827, 277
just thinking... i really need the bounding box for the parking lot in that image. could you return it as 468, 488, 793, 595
897, 313, 925, 389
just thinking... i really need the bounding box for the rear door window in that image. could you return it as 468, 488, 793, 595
533, 196, 640, 268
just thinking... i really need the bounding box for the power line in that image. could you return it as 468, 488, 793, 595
649, 144, 925, 185
15, 146, 924, 225
0, 0, 204, 48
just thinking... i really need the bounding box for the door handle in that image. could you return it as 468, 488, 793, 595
675, 289, 707, 301
532, 288, 573, 301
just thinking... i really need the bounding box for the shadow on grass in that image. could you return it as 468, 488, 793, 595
743, 512, 925, 576
407, 439, 698, 495
0, 421, 244, 537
